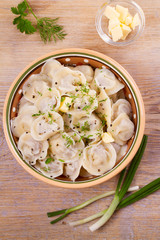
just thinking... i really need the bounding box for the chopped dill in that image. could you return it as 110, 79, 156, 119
37, 91, 42, 96
45, 157, 55, 164
32, 110, 45, 117
58, 159, 65, 162
81, 121, 90, 131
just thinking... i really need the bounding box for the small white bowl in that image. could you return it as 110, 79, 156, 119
95, 0, 145, 46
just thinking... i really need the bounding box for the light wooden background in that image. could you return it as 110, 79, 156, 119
0, 0, 160, 239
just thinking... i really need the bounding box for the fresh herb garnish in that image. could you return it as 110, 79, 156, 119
43, 166, 51, 172
86, 135, 93, 139
68, 114, 72, 118
45, 157, 55, 164
50, 104, 56, 111
71, 95, 78, 103
48, 112, 52, 118
81, 85, 90, 94
62, 134, 74, 148
58, 159, 65, 162
32, 110, 45, 117
101, 119, 106, 127
48, 112, 54, 124
11, 0, 67, 43
64, 124, 69, 129
74, 122, 80, 129
37, 91, 42, 96
65, 102, 71, 109
82, 96, 95, 111
81, 121, 90, 132
48, 88, 52, 91
99, 98, 107, 103
61, 96, 65, 102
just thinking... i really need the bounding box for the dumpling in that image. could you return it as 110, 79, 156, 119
23, 74, 50, 103
110, 89, 125, 103
49, 131, 84, 163
69, 65, 94, 83
35, 158, 63, 178
61, 113, 74, 132
108, 113, 134, 145
64, 158, 82, 181
96, 89, 112, 127
18, 96, 33, 114
35, 88, 61, 112
18, 132, 48, 165
112, 99, 132, 121
31, 111, 64, 141
117, 144, 128, 161
41, 58, 62, 80
83, 141, 117, 175
94, 68, 124, 95
112, 143, 128, 162
72, 113, 103, 142
67, 87, 98, 118
11, 105, 38, 138
52, 67, 87, 95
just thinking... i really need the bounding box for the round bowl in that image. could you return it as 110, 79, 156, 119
3, 48, 145, 188
95, 0, 145, 46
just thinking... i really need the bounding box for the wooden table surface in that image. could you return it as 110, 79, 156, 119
0, 0, 160, 239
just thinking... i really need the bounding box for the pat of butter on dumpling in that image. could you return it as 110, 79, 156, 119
104, 6, 120, 20
130, 13, 140, 30
120, 24, 131, 40
110, 25, 123, 42
102, 132, 114, 143
116, 5, 128, 23
59, 97, 72, 113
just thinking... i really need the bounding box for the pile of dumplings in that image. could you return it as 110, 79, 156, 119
11, 58, 134, 181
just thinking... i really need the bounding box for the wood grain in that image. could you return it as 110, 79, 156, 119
0, 0, 160, 239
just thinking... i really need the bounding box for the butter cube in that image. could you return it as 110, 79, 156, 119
120, 24, 131, 40
110, 25, 123, 42
116, 5, 128, 23
102, 132, 114, 143
130, 13, 140, 30
125, 14, 133, 25
108, 18, 120, 34
59, 97, 72, 112
104, 6, 120, 20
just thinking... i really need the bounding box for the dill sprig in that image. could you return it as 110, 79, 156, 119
11, 0, 67, 43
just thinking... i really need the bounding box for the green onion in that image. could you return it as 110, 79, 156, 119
69, 179, 160, 227
117, 177, 160, 209
47, 135, 159, 230
89, 135, 148, 232
47, 186, 138, 224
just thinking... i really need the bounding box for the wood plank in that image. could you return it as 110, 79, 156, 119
0, 0, 160, 239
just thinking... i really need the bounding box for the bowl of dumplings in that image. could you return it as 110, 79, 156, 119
3, 48, 145, 188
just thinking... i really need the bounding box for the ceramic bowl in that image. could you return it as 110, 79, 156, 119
3, 48, 145, 188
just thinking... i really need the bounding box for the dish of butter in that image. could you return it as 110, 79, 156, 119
104, 5, 140, 42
